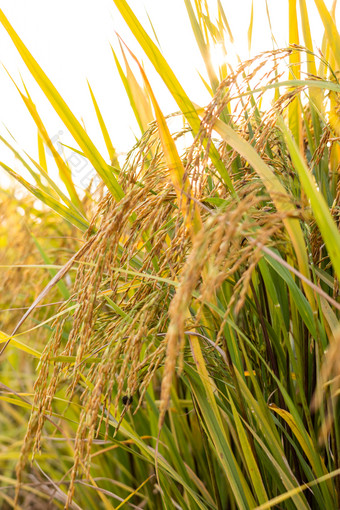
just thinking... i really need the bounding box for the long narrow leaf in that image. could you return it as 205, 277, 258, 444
278, 116, 340, 282
87, 81, 120, 168
111, 0, 235, 194
0, 9, 124, 201
209, 116, 316, 309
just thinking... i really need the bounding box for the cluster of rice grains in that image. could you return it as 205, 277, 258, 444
17, 49, 311, 506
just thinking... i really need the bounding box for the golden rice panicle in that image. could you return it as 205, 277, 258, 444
19, 125, 192, 496
312, 329, 340, 444
17, 49, 318, 506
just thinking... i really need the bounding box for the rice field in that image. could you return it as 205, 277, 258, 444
1, 1, 340, 509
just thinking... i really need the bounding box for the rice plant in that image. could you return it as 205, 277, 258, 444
1, 1, 340, 509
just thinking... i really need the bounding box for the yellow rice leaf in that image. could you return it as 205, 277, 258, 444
314, 0, 340, 70
122, 41, 202, 238
269, 404, 329, 479
87, 81, 120, 168
229, 393, 268, 505
0, 396, 32, 410
111, 0, 235, 194
115, 475, 154, 510
255, 467, 340, 510
248, 0, 254, 53
0, 161, 89, 231
328, 91, 340, 136
0, 9, 124, 202
299, 0, 317, 75
37, 130, 47, 172
320, 298, 340, 337
184, 0, 219, 93
299, 0, 323, 112
20, 91, 84, 214
288, 0, 302, 147
118, 40, 154, 133
0, 330, 41, 358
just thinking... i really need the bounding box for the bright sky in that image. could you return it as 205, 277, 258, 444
0, 0, 338, 189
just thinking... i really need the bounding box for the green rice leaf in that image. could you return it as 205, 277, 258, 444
278, 116, 340, 282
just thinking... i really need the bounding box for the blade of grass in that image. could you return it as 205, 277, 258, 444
30, 233, 70, 300
0, 331, 41, 358
37, 130, 47, 172
278, 116, 340, 282
121, 39, 203, 237
313, 0, 340, 70
117, 39, 154, 134
288, 1, 302, 146
110, 0, 235, 194
209, 116, 316, 309
217, 0, 234, 43
247, 0, 254, 53
0, 9, 124, 201
14, 77, 84, 214
228, 390, 268, 506
188, 366, 256, 510
0, 162, 89, 231
183, 0, 219, 93
87, 81, 120, 168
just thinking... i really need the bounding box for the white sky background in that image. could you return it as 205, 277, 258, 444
0, 0, 338, 190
